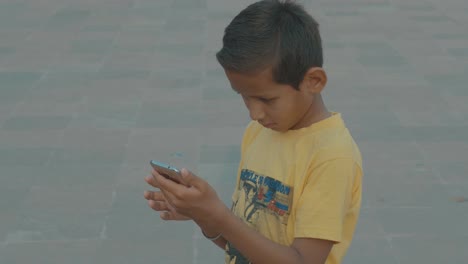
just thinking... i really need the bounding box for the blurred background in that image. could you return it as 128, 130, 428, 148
0, 0, 467, 263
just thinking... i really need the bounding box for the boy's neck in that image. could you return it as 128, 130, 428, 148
292, 94, 331, 130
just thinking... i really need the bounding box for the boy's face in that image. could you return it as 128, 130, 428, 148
225, 68, 322, 132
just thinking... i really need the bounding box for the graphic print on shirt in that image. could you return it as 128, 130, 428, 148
233, 169, 293, 224
226, 169, 294, 264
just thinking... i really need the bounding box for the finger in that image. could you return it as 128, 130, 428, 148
147, 200, 170, 211
155, 172, 187, 198
160, 211, 189, 221
180, 168, 204, 189
160, 211, 174, 221
145, 172, 161, 188
143, 190, 165, 201
159, 187, 179, 208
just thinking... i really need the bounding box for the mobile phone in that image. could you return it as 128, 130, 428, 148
150, 160, 183, 184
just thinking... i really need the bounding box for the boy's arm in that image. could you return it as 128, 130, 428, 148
153, 161, 357, 264
199, 226, 228, 249
198, 203, 238, 250
198, 206, 333, 264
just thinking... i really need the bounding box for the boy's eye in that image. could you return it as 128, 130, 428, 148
259, 97, 275, 103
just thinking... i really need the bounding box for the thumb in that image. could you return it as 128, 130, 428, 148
180, 168, 202, 188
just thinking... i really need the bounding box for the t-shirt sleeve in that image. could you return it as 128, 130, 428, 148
294, 158, 359, 242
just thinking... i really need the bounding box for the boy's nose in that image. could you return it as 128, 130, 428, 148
248, 103, 266, 122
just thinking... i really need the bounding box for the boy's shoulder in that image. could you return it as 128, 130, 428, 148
241, 115, 362, 166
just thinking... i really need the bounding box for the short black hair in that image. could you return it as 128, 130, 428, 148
216, 0, 323, 90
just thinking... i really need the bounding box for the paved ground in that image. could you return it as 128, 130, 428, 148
0, 0, 467, 263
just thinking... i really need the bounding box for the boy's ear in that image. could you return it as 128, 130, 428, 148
301, 67, 327, 94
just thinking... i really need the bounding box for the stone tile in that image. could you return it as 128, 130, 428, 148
409, 55, 466, 76
2, 116, 72, 130
123, 127, 201, 169
408, 14, 453, 22
368, 182, 455, 207
81, 24, 122, 33
59, 127, 131, 149
0, 240, 100, 264
365, 159, 441, 185
391, 236, 468, 264
135, 100, 203, 128
0, 46, 15, 60
432, 161, 468, 184
0, 129, 64, 148
202, 79, 237, 100
172, 0, 207, 8
359, 141, 424, 162
112, 31, 160, 53
352, 208, 386, 237
417, 141, 468, 162
344, 237, 398, 264
201, 99, 250, 127
45, 7, 91, 28
0, 212, 18, 244
325, 10, 361, 17
342, 106, 401, 128
163, 18, 206, 32
100, 51, 154, 71
195, 235, 226, 263
200, 126, 245, 146
0, 29, 32, 47
361, 67, 428, 87
0, 71, 43, 89
69, 36, 115, 54
200, 145, 240, 164
93, 238, 194, 264
105, 185, 196, 242
394, 38, 446, 57
447, 47, 468, 57
48, 53, 104, 72
147, 70, 203, 95
0, 147, 57, 167
0, 103, 16, 125
377, 207, 468, 237
49, 147, 126, 168
425, 73, 468, 96
34, 163, 121, 188
0, 184, 31, 216
443, 94, 468, 122
156, 43, 205, 57
4, 185, 113, 242
116, 163, 152, 189
32, 71, 95, 92
352, 126, 468, 142
76, 99, 140, 129
396, 3, 436, 11
197, 163, 239, 202
433, 32, 468, 40
20, 185, 114, 214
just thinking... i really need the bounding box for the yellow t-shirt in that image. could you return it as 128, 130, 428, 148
225, 113, 363, 264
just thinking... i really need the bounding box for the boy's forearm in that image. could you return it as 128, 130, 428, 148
211, 207, 306, 264
198, 224, 227, 250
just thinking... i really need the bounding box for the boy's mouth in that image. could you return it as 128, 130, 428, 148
262, 123, 275, 128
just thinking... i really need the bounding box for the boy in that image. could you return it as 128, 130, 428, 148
144, 1, 363, 263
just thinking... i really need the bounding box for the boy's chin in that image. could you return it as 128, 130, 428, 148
268, 125, 287, 133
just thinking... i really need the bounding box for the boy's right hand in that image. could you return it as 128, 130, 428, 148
144, 176, 191, 221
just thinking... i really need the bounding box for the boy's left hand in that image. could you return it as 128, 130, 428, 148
152, 168, 227, 227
